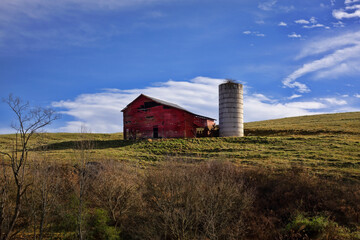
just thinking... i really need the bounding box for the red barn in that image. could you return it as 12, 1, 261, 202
121, 94, 215, 139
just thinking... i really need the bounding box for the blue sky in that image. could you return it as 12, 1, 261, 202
1, 0, 360, 133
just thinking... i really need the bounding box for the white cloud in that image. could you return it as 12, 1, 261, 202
331, 0, 336, 6
295, 19, 310, 24
355, 93, 360, 98
287, 94, 302, 100
256, 20, 265, 24
285, 101, 326, 109
345, 0, 360, 4
345, 4, 360, 9
295, 17, 329, 29
333, 8, 360, 19
278, 21, 287, 26
51, 77, 337, 133
333, 1, 360, 19
252, 93, 273, 102
288, 33, 301, 38
310, 17, 317, 24
243, 31, 251, 34
282, 78, 310, 93
320, 98, 347, 105
284, 30, 360, 92
303, 23, 326, 28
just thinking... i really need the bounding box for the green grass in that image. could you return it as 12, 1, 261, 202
245, 111, 360, 135
1, 112, 359, 182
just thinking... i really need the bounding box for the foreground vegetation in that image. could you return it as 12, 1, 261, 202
0, 112, 360, 239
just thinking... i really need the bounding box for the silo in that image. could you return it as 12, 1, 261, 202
219, 81, 244, 137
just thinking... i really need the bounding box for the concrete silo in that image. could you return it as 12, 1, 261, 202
219, 81, 244, 137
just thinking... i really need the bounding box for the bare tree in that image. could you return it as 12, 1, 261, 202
74, 127, 94, 240
29, 149, 60, 240
0, 95, 59, 240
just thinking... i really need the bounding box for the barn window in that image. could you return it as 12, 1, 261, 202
146, 116, 154, 119
144, 101, 160, 108
163, 106, 171, 109
137, 101, 161, 110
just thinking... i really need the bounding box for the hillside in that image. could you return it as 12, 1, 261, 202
245, 111, 360, 135
1, 112, 360, 239
0, 112, 359, 182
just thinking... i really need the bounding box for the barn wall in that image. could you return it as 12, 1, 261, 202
123, 95, 214, 139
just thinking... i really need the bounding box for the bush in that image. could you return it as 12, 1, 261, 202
286, 214, 332, 237
139, 161, 254, 239
285, 213, 356, 240
86, 209, 120, 240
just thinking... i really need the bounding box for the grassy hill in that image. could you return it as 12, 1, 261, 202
245, 111, 360, 135
1, 112, 359, 182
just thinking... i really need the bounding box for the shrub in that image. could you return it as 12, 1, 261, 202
139, 161, 254, 239
85, 209, 120, 240
285, 213, 354, 240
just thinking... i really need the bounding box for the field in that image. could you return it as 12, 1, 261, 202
0, 112, 360, 239
1, 112, 359, 182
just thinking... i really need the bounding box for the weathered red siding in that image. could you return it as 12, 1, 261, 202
122, 95, 215, 139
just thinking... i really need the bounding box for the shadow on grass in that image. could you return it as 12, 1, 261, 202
34, 139, 135, 151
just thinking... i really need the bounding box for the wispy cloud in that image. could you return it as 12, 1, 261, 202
0, 0, 171, 51
0, 0, 169, 19
278, 21, 287, 26
51, 77, 342, 133
332, 21, 345, 27
243, 31, 266, 37
296, 31, 360, 59
284, 101, 326, 109
303, 24, 328, 29
320, 97, 347, 105
258, 0, 278, 11
283, 30, 360, 92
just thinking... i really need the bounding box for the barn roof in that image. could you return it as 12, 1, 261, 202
121, 94, 216, 120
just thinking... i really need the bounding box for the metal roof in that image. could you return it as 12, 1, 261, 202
121, 94, 216, 121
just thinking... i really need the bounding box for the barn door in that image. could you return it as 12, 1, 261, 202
153, 127, 159, 138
